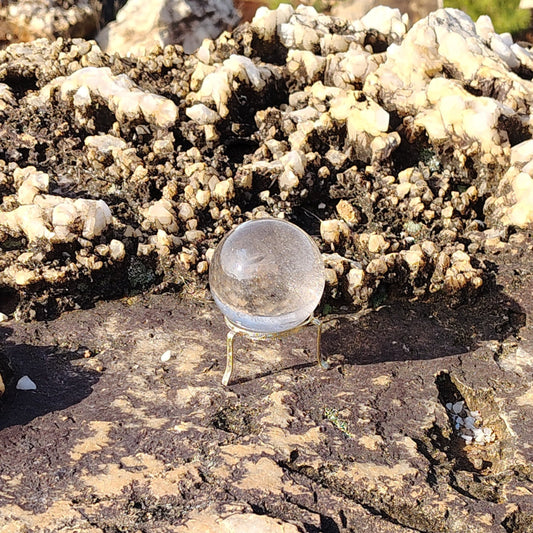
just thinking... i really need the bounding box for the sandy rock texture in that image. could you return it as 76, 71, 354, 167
0, 253, 532, 531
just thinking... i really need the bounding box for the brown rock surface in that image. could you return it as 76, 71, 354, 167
1, 243, 532, 531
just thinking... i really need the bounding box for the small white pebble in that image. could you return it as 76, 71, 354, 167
160, 350, 172, 362
16, 376, 37, 391
472, 427, 485, 442
0, 312, 8, 322
446, 402, 453, 411
464, 416, 476, 429
461, 434, 473, 444
452, 401, 464, 414
469, 410, 480, 417
318, 203, 326, 209
483, 427, 493, 437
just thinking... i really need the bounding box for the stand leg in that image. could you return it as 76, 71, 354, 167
222, 316, 328, 385
314, 318, 330, 369
223, 329, 237, 386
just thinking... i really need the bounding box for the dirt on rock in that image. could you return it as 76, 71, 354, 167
0, 240, 532, 532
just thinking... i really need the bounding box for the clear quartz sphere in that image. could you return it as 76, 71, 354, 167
209, 218, 325, 333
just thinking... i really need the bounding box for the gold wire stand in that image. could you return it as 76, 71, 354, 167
222, 315, 328, 386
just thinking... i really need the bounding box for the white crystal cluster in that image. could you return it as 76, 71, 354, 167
365, 9, 533, 174
0, 166, 113, 244
30, 67, 178, 129
446, 400, 496, 446
188, 54, 274, 121
0, 83, 16, 111
0, 165, 126, 290
1, 4, 532, 319
253, 3, 407, 50
240, 6, 533, 228
486, 139, 533, 227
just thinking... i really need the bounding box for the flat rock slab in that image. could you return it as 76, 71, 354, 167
1, 245, 533, 532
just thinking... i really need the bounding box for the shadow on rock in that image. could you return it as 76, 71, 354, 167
322, 286, 526, 366
232, 361, 316, 386
0, 326, 100, 430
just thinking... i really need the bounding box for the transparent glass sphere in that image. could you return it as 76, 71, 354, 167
209, 218, 325, 333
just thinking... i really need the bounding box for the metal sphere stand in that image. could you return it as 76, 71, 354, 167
222, 315, 329, 386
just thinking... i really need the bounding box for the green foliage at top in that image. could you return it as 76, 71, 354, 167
267, 0, 327, 11
443, 0, 530, 35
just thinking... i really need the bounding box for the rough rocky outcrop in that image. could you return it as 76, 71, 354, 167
0, 257, 532, 531
0, 0, 115, 46
331, 0, 442, 23
95, 0, 241, 55
0, 0, 235, 53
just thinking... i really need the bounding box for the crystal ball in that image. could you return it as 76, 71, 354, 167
209, 218, 325, 333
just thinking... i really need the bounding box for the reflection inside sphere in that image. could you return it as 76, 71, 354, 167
209, 218, 325, 333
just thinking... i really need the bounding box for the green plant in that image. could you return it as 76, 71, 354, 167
323, 407, 353, 437
267, 0, 296, 8
321, 303, 333, 316
443, 0, 530, 35
267, 0, 327, 11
